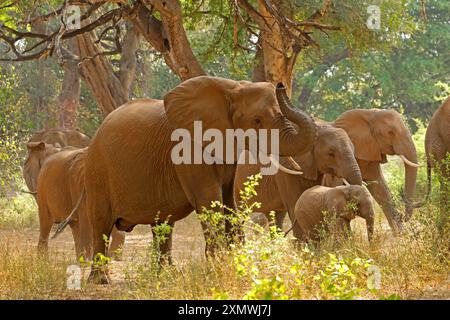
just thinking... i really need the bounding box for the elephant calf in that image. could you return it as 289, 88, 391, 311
28, 143, 123, 258
292, 185, 375, 242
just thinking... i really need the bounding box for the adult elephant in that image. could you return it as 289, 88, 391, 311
331, 109, 419, 231
84, 76, 317, 283
234, 124, 363, 232
29, 128, 90, 148
424, 97, 450, 229
24, 128, 91, 194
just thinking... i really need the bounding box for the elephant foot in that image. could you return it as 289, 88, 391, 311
108, 251, 123, 261
158, 253, 173, 266
37, 245, 49, 259
87, 269, 110, 285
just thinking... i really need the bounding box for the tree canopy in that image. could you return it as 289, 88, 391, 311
0, 0, 447, 135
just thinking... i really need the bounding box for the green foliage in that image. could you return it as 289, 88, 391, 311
93, 251, 111, 273
314, 254, 373, 300
0, 194, 37, 229
345, 200, 359, 213
294, 0, 449, 130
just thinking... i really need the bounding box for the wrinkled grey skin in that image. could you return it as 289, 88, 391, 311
234, 124, 363, 230
292, 185, 375, 242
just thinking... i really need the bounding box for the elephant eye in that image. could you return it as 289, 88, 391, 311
254, 118, 261, 125
328, 151, 335, 158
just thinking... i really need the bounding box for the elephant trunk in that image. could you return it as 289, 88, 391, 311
342, 161, 363, 186
364, 208, 375, 242
275, 83, 317, 157
358, 198, 375, 242
400, 143, 418, 221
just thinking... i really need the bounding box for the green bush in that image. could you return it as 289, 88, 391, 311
0, 194, 37, 229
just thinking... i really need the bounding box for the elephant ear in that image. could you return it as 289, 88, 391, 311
26, 141, 45, 151
334, 109, 382, 162
163, 76, 238, 133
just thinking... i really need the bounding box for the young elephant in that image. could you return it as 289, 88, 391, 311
36, 147, 89, 256
23, 142, 63, 194
33, 144, 123, 259
292, 185, 375, 242
29, 128, 90, 148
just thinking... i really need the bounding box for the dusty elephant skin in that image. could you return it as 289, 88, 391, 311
293, 185, 375, 242
29, 128, 90, 149
23, 127, 91, 194
23, 142, 63, 195
36, 147, 89, 257
23, 139, 124, 259
234, 124, 362, 230
35, 146, 125, 259
83, 76, 317, 284
332, 109, 419, 231
425, 96, 450, 228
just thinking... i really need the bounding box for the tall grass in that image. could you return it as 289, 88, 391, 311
0, 127, 448, 300
0, 193, 37, 229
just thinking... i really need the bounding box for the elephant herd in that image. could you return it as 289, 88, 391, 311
21, 76, 449, 284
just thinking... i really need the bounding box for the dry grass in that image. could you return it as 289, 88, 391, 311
0, 204, 448, 300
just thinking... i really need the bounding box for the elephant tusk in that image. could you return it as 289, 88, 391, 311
343, 179, 350, 186
399, 155, 420, 168
287, 157, 302, 171
269, 154, 303, 175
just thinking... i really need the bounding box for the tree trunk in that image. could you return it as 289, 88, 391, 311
31, 20, 49, 129
239, 0, 333, 97
117, 22, 140, 97
132, 0, 205, 80
58, 38, 80, 129
252, 41, 266, 82
76, 31, 128, 116
258, 0, 297, 96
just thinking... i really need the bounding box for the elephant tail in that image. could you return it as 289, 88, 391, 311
284, 218, 297, 237
21, 189, 37, 195
51, 189, 84, 239
425, 161, 432, 202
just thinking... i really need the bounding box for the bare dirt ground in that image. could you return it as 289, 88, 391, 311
0, 212, 206, 263
1, 212, 449, 300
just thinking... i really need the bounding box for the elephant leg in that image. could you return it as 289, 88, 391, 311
222, 180, 244, 245
108, 227, 125, 260
175, 165, 230, 255
274, 212, 287, 231
78, 210, 92, 261
337, 218, 352, 239
185, 180, 224, 255
87, 193, 115, 284
37, 204, 52, 256
151, 222, 174, 265
438, 169, 449, 231
69, 221, 81, 259
366, 175, 402, 234
291, 220, 306, 246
